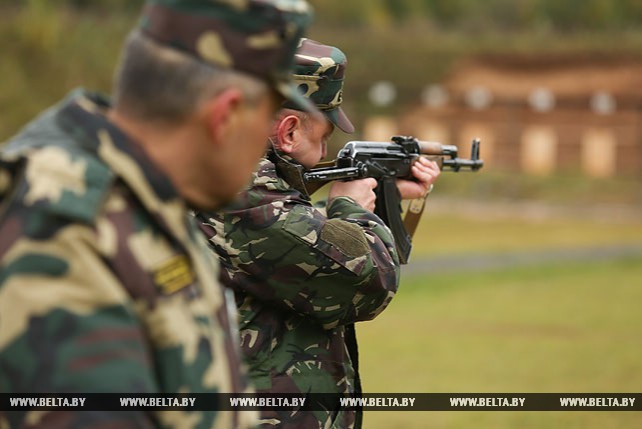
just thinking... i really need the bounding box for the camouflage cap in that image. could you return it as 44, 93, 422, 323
285, 38, 355, 133
139, 0, 317, 113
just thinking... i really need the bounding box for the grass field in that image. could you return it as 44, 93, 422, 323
411, 207, 642, 256
356, 211, 642, 428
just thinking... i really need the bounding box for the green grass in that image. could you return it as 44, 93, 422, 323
356, 256, 642, 428
410, 209, 642, 256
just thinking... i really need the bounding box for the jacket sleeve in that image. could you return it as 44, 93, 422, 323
204, 196, 401, 330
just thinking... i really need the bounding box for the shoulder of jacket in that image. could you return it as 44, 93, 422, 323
9, 145, 115, 225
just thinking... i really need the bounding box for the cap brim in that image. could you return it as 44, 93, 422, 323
324, 106, 355, 134
275, 81, 320, 116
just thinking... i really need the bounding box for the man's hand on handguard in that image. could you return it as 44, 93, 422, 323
328, 178, 378, 212
396, 156, 441, 200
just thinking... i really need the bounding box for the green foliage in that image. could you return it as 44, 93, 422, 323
5, 0, 642, 33
0, 0, 137, 9
0, 2, 137, 139
310, 0, 642, 32
5, 0, 642, 159
423, 0, 465, 25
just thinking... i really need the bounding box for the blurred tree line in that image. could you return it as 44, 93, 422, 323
4, 0, 642, 32
317, 0, 642, 32
4, 0, 642, 140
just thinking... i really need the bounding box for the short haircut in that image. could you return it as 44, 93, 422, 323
278, 108, 310, 127
112, 30, 270, 124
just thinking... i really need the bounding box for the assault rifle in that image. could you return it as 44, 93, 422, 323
303, 135, 484, 264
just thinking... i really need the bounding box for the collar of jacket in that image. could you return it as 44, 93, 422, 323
55, 90, 197, 245
56, 90, 181, 204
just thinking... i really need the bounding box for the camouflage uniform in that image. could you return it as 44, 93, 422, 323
0, 0, 314, 428
196, 40, 401, 428
0, 90, 252, 428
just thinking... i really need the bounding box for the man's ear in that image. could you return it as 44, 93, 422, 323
201, 88, 243, 145
275, 114, 300, 154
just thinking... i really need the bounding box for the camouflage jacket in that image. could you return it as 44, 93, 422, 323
196, 153, 400, 428
0, 90, 256, 429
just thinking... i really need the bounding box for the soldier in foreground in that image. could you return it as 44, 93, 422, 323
196, 38, 440, 428
0, 0, 315, 428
